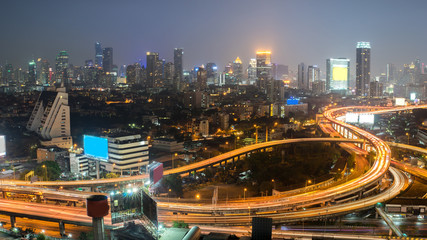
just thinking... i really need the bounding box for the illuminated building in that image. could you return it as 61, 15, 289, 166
164, 62, 174, 87
206, 62, 217, 85
4, 64, 14, 85
102, 47, 113, 72
271, 64, 288, 80
36, 58, 50, 85
370, 81, 383, 97
386, 63, 395, 83
233, 57, 243, 84
326, 58, 350, 94
27, 88, 72, 149
356, 41, 371, 96
197, 66, 207, 90
174, 48, 184, 89
28, 60, 36, 85
247, 58, 257, 83
307, 65, 320, 90
146, 52, 162, 88
95, 42, 103, 67
256, 51, 272, 90
55, 50, 69, 84
298, 63, 305, 90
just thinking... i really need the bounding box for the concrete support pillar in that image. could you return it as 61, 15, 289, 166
96, 161, 100, 180
59, 220, 65, 236
10, 216, 15, 228
93, 217, 105, 240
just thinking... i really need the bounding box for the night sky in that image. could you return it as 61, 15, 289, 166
1, 0, 427, 76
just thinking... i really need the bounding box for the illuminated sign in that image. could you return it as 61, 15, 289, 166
84, 135, 109, 160
0, 135, 5, 157
395, 98, 406, 106
345, 113, 359, 123
359, 114, 374, 124
286, 98, 300, 105
410, 93, 416, 101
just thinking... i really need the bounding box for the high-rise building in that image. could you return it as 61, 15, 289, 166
95, 42, 103, 67
4, 64, 14, 84
102, 47, 113, 72
28, 60, 36, 85
233, 57, 243, 84
55, 51, 69, 84
370, 81, 383, 97
164, 62, 174, 87
247, 58, 257, 83
271, 64, 288, 80
356, 42, 371, 96
36, 58, 49, 85
206, 62, 217, 85
197, 67, 207, 90
146, 52, 161, 88
326, 58, 350, 94
297, 63, 306, 90
174, 48, 183, 87
307, 65, 320, 90
27, 88, 72, 148
256, 51, 272, 90
386, 63, 395, 84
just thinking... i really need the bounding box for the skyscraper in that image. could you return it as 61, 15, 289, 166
28, 60, 36, 85
146, 52, 161, 88
55, 51, 69, 83
206, 62, 217, 85
247, 58, 257, 83
356, 42, 371, 96
197, 66, 207, 91
102, 47, 113, 72
164, 62, 174, 87
174, 48, 183, 88
95, 42, 103, 67
297, 63, 305, 90
386, 63, 395, 83
326, 58, 350, 94
36, 58, 49, 85
256, 51, 272, 90
307, 65, 320, 90
233, 57, 243, 84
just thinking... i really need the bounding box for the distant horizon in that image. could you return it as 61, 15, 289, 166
1, 0, 427, 77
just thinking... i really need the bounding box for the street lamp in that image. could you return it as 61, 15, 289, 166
244, 188, 247, 201
42, 165, 47, 181
271, 179, 276, 190
196, 194, 200, 200
168, 189, 171, 203
254, 124, 259, 144
406, 132, 410, 145
305, 179, 312, 191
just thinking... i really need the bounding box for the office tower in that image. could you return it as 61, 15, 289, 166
233, 57, 243, 84
386, 63, 395, 83
27, 88, 72, 149
271, 64, 288, 80
4, 64, 14, 84
297, 63, 305, 90
256, 51, 272, 90
312, 80, 326, 95
307, 65, 320, 90
164, 62, 174, 87
247, 58, 257, 83
14, 67, 25, 84
174, 48, 183, 86
197, 66, 207, 90
55, 51, 69, 83
85, 60, 94, 67
118, 65, 126, 78
356, 42, 371, 96
370, 81, 383, 97
206, 62, 217, 85
36, 58, 49, 85
102, 47, 113, 72
326, 58, 350, 94
95, 42, 103, 67
28, 60, 36, 85
146, 52, 161, 88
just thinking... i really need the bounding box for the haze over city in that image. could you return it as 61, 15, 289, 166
1, 0, 427, 75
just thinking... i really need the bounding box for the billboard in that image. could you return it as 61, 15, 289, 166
286, 98, 300, 105
395, 98, 406, 106
110, 188, 143, 224
142, 191, 158, 227
84, 135, 109, 160
332, 67, 348, 81
147, 162, 163, 185
359, 114, 374, 124
0, 135, 5, 157
345, 113, 359, 123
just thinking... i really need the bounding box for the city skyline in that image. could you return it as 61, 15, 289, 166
1, 0, 427, 76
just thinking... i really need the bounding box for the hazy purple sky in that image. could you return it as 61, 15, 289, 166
1, 0, 427, 76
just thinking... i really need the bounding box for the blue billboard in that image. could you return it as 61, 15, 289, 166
84, 135, 109, 160
286, 98, 300, 105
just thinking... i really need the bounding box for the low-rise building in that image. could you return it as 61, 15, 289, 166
152, 138, 184, 153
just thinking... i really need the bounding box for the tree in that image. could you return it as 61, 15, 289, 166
34, 161, 61, 181
105, 172, 119, 179
173, 220, 189, 228
37, 234, 46, 240
347, 153, 356, 169
162, 174, 183, 197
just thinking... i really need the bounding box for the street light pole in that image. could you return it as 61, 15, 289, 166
42, 165, 47, 181
244, 188, 247, 201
